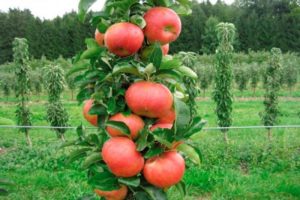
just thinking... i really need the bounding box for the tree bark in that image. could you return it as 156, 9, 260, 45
224, 131, 229, 144
25, 130, 32, 148
267, 129, 272, 141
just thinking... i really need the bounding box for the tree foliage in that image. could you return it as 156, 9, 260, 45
213, 22, 235, 142
13, 38, 32, 147
43, 65, 69, 141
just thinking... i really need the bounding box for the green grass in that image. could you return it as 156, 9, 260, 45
0, 97, 300, 199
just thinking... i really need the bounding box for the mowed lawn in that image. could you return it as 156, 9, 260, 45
0, 98, 300, 199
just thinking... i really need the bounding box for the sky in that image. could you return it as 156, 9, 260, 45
0, 0, 235, 20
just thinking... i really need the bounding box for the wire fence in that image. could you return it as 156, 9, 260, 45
1, 125, 300, 131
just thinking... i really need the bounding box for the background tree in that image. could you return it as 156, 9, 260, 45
261, 48, 282, 140
213, 22, 236, 143
234, 64, 249, 94
201, 16, 219, 54
249, 62, 260, 95
197, 64, 214, 97
43, 65, 69, 141
282, 61, 298, 94
13, 38, 32, 147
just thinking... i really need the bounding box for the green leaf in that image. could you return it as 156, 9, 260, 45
174, 98, 191, 131
77, 88, 93, 104
77, 124, 85, 138
131, 15, 147, 29
152, 0, 171, 7
151, 128, 173, 148
66, 147, 91, 164
183, 117, 206, 138
106, 121, 130, 136
141, 186, 167, 200
148, 42, 163, 69
78, 0, 97, 22
80, 47, 102, 60
118, 176, 140, 187
134, 191, 152, 200
88, 171, 119, 191
144, 146, 164, 159
112, 63, 140, 76
82, 152, 102, 169
176, 66, 198, 79
89, 104, 106, 115
67, 60, 89, 78
177, 143, 200, 165
160, 57, 182, 70
107, 98, 117, 114
136, 129, 149, 151
170, 4, 192, 16
60, 140, 77, 148
156, 69, 181, 81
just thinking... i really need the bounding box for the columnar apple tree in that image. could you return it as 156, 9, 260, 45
13, 38, 32, 147
213, 23, 236, 143
261, 48, 282, 140
65, 0, 205, 199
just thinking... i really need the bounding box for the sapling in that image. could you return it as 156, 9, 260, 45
13, 38, 32, 147
213, 23, 236, 143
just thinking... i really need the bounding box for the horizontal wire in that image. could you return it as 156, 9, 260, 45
0, 125, 300, 131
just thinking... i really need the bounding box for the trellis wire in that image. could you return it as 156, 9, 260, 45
0, 125, 300, 131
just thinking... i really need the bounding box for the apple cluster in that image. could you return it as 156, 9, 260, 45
84, 6, 185, 200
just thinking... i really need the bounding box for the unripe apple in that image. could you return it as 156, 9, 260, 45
83, 99, 98, 127
95, 29, 105, 46
125, 81, 173, 118
102, 137, 144, 177
94, 185, 128, 200
144, 7, 182, 44
143, 151, 185, 188
106, 113, 144, 139
105, 22, 144, 57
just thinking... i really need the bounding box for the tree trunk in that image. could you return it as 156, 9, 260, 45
223, 131, 229, 144
60, 134, 66, 142
25, 130, 32, 148
253, 87, 256, 96
71, 90, 74, 101
267, 129, 272, 141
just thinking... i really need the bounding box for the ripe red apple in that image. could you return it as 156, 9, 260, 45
150, 123, 173, 131
106, 113, 144, 139
102, 137, 144, 177
161, 44, 169, 55
143, 151, 185, 188
95, 29, 105, 46
94, 185, 128, 200
157, 109, 175, 124
105, 22, 144, 57
144, 7, 182, 44
125, 81, 173, 118
83, 99, 98, 127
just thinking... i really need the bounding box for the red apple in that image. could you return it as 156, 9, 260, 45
157, 109, 175, 124
161, 44, 169, 55
150, 123, 173, 131
125, 81, 173, 118
102, 137, 144, 177
144, 7, 182, 44
95, 29, 105, 46
143, 151, 185, 188
105, 22, 144, 57
94, 185, 128, 200
83, 99, 98, 127
106, 113, 144, 140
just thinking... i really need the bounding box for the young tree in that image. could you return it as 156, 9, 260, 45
283, 62, 298, 94
234, 64, 249, 95
43, 65, 69, 141
213, 22, 236, 143
261, 48, 282, 140
249, 62, 260, 96
13, 38, 32, 147
197, 64, 214, 97
66, 76, 76, 100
